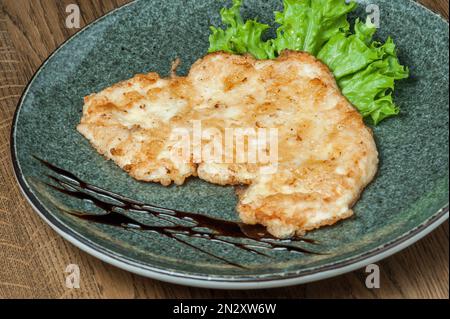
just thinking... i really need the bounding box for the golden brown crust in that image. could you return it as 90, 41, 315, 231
78, 51, 379, 238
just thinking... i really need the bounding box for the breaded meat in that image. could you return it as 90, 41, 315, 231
77, 51, 378, 238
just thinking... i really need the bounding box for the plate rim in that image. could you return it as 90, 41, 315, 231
9, 0, 450, 289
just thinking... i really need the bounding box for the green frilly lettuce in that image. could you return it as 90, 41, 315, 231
208, 0, 275, 59
272, 0, 356, 55
208, 0, 409, 124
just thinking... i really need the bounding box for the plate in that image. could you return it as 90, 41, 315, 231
11, 0, 449, 289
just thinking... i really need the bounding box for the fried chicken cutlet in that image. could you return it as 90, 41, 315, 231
77, 51, 379, 238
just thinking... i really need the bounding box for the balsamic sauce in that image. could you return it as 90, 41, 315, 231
34, 156, 321, 266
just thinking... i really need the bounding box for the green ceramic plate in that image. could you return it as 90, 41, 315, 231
11, 0, 449, 289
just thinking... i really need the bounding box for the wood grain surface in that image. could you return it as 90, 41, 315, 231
0, 0, 448, 299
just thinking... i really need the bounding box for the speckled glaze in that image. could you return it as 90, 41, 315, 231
11, 0, 449, 288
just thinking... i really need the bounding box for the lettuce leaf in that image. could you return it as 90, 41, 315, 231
318, 19, 409, 124
208, 0, 409, 124
317, 19, 382, 80
208, 0, 275, 59
272, 0, 356, 55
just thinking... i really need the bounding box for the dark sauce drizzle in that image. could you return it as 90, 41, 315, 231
34, 156, 321, 267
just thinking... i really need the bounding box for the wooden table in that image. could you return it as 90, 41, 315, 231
0, 0, 448, 299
